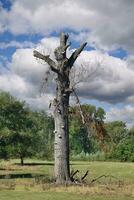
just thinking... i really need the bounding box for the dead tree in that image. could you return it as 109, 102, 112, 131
33, 32, 87, 184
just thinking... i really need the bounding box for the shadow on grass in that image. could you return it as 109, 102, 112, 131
0, 173, 46, 179
70, 162, 90, 166
15, 162, 54, 166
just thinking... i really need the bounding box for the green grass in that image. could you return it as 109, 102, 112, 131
0, 159, 133, 200
70, 161, 134, 182
0, 191, 133, 200
0, 159, 133, 181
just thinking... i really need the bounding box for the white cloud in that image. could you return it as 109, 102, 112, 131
1, 0, 134, 52
0, 36, 134, 126
0, 73, 31, 97
25, 93, 54, 111
11, 48, 47, 84
0, 37, 59, 110
0, 41, 35, 49
0, 0, 134, 126
1, 36, 134, 106
74, 50, 134, 104
106, 105, 134, 128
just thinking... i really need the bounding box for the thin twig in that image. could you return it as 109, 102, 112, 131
72, 89, 85, 125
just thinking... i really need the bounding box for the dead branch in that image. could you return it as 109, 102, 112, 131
70, 170, 79, 181
68, 43, 87, 68
71, 64, 98, 89
60, 32, 69, 46
72, 88, 86, 125
90, 174, 117, 183
81, 170, 89, 181
33, 50, 59, 74
65, 42, 71, 51
70, 169, 89, 183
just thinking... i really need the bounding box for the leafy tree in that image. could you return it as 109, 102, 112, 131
105, 121, 127, 145
0, 127, 11, 159
34, 112, 54, 160
110, 127, 134, 161
0, 92, 40, 165
69, 118, 91, 155
69, 104, 106, 155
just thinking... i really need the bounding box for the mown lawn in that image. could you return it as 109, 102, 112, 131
0, 160, 133, 200
0, 191, 134, 200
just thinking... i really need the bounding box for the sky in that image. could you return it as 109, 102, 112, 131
0, 0, 134, 127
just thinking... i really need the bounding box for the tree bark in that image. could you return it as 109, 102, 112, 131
20, 156, 24, 166
53, 33, 70, 183
54, 76, 70, 183
33, 32, 87, 184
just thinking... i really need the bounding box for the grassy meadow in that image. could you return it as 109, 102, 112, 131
0, 159, 133, 200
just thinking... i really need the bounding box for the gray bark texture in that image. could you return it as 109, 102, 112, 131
33, 32, 87, 184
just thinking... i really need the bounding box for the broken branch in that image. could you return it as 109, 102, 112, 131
72, 89, 86, 125
71, 170, 79, 177
81, 170, 89, 181
68, 42, 87, 68
65, 42, 71, 51
90, 175, 117, 183
60, 32, 69, 46
33, 50, 59, 73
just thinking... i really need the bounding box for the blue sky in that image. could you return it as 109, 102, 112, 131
0, 0, 134, 127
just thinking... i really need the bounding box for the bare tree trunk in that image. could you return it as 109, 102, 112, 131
20, 156, 24, 166
33, 32, 87, 184
53, 33, 71, 183
54, 74, 70, 183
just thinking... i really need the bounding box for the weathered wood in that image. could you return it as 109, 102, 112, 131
70, 170, 79, 181
33, 50, 59, 73
81, 170, 89, 181
33, 32, 87, 184
54, 32, 70, 183
67, 42, 87, 68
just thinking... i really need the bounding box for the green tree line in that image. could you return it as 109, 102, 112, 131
0, 91, 133, 164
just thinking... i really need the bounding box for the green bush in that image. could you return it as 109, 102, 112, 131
110, 136, 134, 162
71, 151, 107, 161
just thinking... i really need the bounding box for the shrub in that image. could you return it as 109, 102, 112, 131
110, 136, 134, 162
71, 151, 107, 161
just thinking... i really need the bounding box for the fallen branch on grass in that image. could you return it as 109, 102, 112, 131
90, 174, 117, 183
81, 170, 89, 181
70, 169, 89, 183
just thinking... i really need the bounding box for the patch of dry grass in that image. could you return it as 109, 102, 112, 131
0, 159, 133, 199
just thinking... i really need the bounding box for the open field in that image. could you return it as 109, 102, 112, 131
0, 160, 133, 200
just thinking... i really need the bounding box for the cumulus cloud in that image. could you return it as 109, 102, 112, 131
0, 0, 134, 126
0, 34, 133, 126
0, 36, 134, 109
106, 105, 134, 128
0, 41, 35, 49
1, 0, 134, 52
74, 50, 134, 104
0, 73, 32, 97
0, 37, 59, 110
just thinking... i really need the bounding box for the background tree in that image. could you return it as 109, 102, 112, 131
0, 92, 40, 165
35, 111, 54, 160
105, 122, 133, 161
69, 104, 106, 155
105, 121, 127, 144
